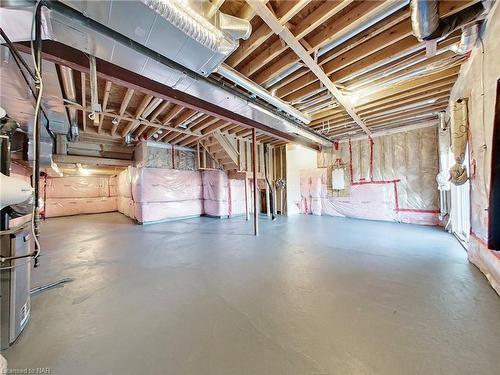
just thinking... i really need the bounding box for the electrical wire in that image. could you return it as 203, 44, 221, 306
29, 0, 43, 260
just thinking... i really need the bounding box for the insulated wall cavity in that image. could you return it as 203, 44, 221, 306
201, 170, 248, 217
117, 167, 204, 224
202, 170, 230, 217
44, 175, 118, 218
448, 2, 500, 295
313, 126, 440, 225
45, 197, 117, 217
45, 176, 109, 198
131, 168, 203, 223
135, 141, 196, 170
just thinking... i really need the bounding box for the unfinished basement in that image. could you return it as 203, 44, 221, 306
0, 0, 499, 374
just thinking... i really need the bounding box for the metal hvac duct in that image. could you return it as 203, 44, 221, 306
59, 66, 80, 141
216, 64, 311, 124
410, 0, 440, 41
410, 0, 486, 41
55, 0, 249, 76
218, 13, 252, 41
140, 0, 250, 55
451, 23, 480, 55
1, 1, 330, 146
141, 0, 300, 122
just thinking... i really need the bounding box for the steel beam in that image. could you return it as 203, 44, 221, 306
15, 41, 321, 151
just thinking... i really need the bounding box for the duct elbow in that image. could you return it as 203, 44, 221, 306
59, 65, 79, 140
451, 23, 481, 55
410, 0, 487, 42
218, 13, 252, 41
410, 0, 440, 41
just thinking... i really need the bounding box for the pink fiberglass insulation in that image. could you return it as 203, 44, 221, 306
117, 168, 133, 198
313, 127, 440, 225
202, 170, 229, 217
202, 170, 228, 201
300, 168, 438, 225
300, 169, 326, 216
117, 167, 204, 223
44, 197, 117, 218
116, 168, 245, 222
117, 197, 136, 220
320, 183, 397, 221
398, 211, 441, 226
10, 162, 32, 184
448, 4, 500, 295
201, 171, 247, 217
45, 176, 109, 198
109, 176, 118, 197
133, 200, 204, 224
468, 235, 500, 295
130, 168, 202, 203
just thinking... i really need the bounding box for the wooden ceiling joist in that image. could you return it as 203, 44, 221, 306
178, 135, 198, 147
361, 65, 461, 104
97, 80, 112, 134
359, 90, 453, 117
133, 124, 148, 140
190, 116, 219, 132
247, 0, 371, 135
306, 1, 387, 53
149, 100, 170, 122
172, 108, 197, 128
201, 120, 231, 135
38, 0, 481, 146
120, 94, 153, 137
65, 103, 201, 138
251, 0, 386, 86
351, 49, 464, 93
161, 104, 184, 125
111, 87, 134, 136
317, 6, 410, 70
276, 19, 413, 98
227, 0, 310, 69
19, 41, 317, 148
238, 0, 352, 80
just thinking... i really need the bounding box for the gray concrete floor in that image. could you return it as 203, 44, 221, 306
3, 213, 500, 374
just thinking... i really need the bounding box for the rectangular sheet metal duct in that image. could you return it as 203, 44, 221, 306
1, 1, 331, 148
